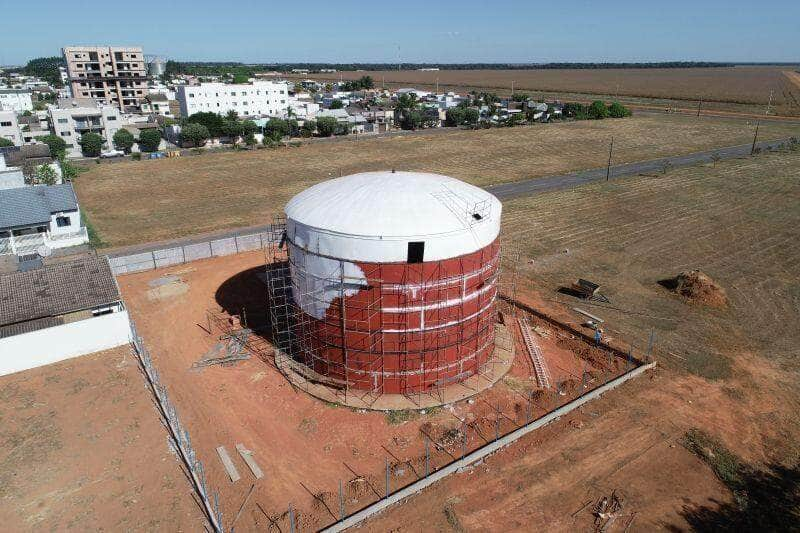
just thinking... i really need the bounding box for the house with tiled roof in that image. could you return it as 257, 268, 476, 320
0, 255, 131, 376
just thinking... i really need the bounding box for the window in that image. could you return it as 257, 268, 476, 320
407, 242, 425, 263
0, 121, 11, 127
62, 132, 71, 136
107, 116, 117, 121
188, 93, 195, 98
230, 91, 235, 96
56, 216, 71, 227
57, 118, 68, 123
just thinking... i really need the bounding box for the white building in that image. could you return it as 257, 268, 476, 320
0, 256, 131, 377
0, 89, 34, 113
140, 93, 173, 118
0, 153, 25, 190
0, 111, 22, 146
48, 98, 122, 158
176, 81, 289, 118
0, 182, 89, 256
287, 98, 320, 120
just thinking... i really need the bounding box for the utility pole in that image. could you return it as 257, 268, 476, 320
751, 120, 760, 155
766, 90, 774, 115
696, 96, 702, 117
606, 136, 614, 181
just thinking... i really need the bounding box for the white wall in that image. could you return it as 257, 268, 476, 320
0, 310, 131, 377
0, 91, 33, 113
0, 110, 21, 146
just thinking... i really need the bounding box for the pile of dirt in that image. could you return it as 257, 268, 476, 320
662, 270, 728, 307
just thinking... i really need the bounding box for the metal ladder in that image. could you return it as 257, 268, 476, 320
518, 317, 551, 389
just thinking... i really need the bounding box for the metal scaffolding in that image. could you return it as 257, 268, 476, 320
265, 216, 518, 408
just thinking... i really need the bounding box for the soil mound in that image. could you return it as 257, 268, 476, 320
661, 270, 728, 307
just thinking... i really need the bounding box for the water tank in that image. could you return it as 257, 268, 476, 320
284, 171, 502, 394
147, 57, 166, 78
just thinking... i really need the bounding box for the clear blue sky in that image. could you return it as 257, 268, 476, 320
1, 0, 798, 66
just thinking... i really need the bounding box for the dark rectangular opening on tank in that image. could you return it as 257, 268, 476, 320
407, 241, 425, 263
472, 213, 482, 220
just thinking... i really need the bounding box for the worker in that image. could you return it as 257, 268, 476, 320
594, 328, 602, 346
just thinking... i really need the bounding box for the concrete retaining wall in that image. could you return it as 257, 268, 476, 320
322, 361, 657, 532
109, 232, 272, 275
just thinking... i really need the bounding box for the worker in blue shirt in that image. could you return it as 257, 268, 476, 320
594, 328, 602, 346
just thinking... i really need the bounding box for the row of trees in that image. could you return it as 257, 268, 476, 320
339, 76, 375, 91
563, 101, 632, 119
22, 56, 66, 87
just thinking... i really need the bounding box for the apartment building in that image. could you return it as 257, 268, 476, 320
0, 111, 22, 146
0, 89, 34, 113
62, 46, 148, 111
176, 81, 289, 118
49, 98, 121, 158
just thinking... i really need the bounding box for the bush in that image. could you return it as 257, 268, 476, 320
180, 122, 210, 147
34, 164, 57, 185
316, 116, 337, 137
36, 134, 67, 157
329, 99, 344, 109
244, 132, 257, 146
131, 152, 141, 161
112, 129, 135, 153
78, 132, 104, 157
608, 101, 632, 118
264, 118, 290, 141
184, 111, 225, 137
138, 129, 163, 152
445, 107, 466, 127
0, 137, 13, 147
562, 102, 587, 119
588, 100, 609, 119
301, 120, 316, 138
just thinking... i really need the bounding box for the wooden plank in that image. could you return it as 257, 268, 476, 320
216, 445, 241, 482
573, 307, 605, 323
236, 443, 264, 479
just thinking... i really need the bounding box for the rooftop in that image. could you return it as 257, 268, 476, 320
57, 97, 99, 110
0, 255, 120, 327
0, 183, 79, 230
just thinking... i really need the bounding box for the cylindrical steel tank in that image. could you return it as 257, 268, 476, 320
284, 171, 502, 394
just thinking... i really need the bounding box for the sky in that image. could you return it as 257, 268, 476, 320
1, 0, 798, 66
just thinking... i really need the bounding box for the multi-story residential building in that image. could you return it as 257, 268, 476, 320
176, 81, 289, 118
140, 93, 174, 118
62, 46, 148, 111
0, 89, 34, 113
0, 111, 22, 146
48, 98, 122, 157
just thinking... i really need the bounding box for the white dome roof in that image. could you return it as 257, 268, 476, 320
285, 171, 502, 262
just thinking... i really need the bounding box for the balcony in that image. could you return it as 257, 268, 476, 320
0, 228, 89, 256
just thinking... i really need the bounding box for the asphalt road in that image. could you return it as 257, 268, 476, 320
485, 137, 796, 200
104, 136, 797, 259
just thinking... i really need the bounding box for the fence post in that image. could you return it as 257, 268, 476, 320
385, 458, 390, 497
425, 438, 430, 477
526, 390, 532, 424
339, 479, 344, 520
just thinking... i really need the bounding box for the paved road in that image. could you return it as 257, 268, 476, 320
485, 137, 795, 200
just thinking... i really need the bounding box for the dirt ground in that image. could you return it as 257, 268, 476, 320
75, 114, 799, 249
359, 148, 800, 531
115, 249, 639, 532
0, 347, 204, 531
283, 66, 800, 116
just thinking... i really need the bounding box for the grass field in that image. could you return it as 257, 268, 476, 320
285, 66, 800, 116
503, 148, 800, 381
75, 114, 799, 248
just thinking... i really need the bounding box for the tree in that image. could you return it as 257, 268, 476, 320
232, 73, 249, 84
244, 132, 257, 146
445, 107, 466, 127
359, 75, 374, 89
36, 134, 67, 158
0, 137, 14, 148
264, 118, 289, 141
112, 129, 135, 153
330, 99, 344, 109
588, 100, 609, 119
180, 123, 210, 147
287, 119, 300, 138
79, 132, 104, 157
225, 110, 239, 121
59, 156, 80, 181
23, 56, 65, 87
300, 120, 316, 138
316, 116, 338, 137
463, 108, 479, 125
184, 112, 225, 137
607, 101, 632, 118
221, 119, 243, 144
34, 164, 57, 185
400, 110, 424, 130
562, 102, 587, 119
138, 129, 162, 152
241, 120, 258, 137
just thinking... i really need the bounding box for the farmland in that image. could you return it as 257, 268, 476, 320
75, 114, 799, 249
361, 148, 800, 530
284, 66, 800, 116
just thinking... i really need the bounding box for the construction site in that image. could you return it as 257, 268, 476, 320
112, 171, 654, 532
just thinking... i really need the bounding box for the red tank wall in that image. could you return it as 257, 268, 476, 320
292, 239, 500, 394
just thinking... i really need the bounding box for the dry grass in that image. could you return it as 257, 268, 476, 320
76, 114, 799, 248
502, 148, 800, 380
285, 66, 800, 116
